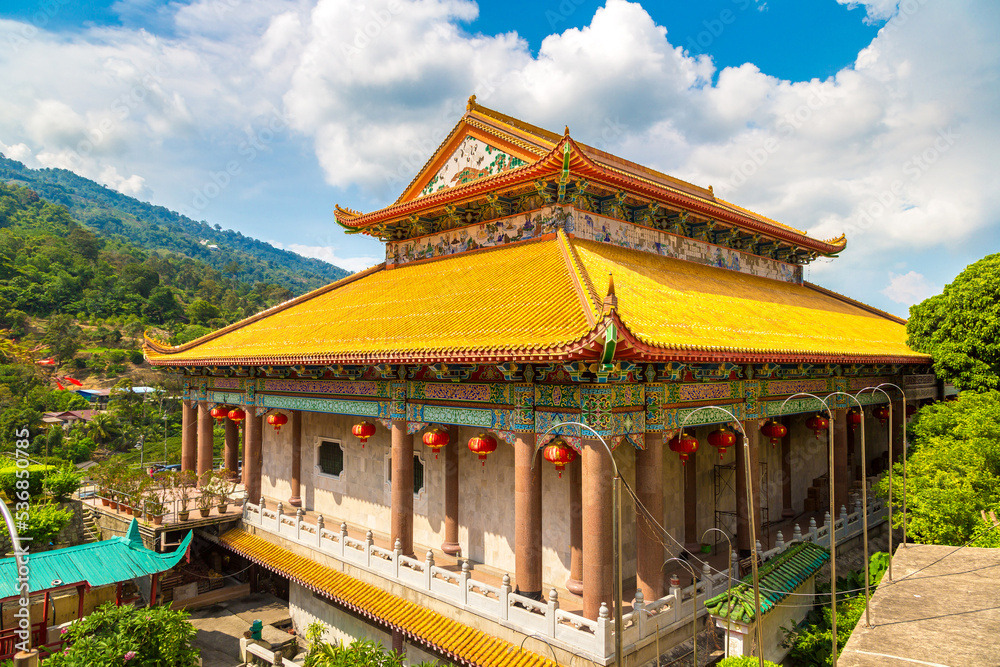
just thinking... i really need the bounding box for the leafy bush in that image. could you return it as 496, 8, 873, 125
43, 465, 82, 500
128, 349, 144, 364
45, 603, 200, 667
718, 657, 781, 667
107, 349, 126, 363
303, 623, 439, 667
22, 501, 73, 545
0, 464, 55, 498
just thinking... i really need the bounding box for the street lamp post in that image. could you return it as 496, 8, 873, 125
702, 528, 734, 658
535, 421, 623, 667
662, 557, 700, 667
677, 406, 763, 667
781, 392, 838, 667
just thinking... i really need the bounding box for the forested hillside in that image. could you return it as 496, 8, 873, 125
0, 154, 348, 293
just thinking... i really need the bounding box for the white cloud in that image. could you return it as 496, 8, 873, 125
268, 241, 381, 274
0, 0, 996, 313
882, 270, 935, 305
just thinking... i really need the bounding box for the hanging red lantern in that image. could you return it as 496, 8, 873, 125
267, 412, 288, 433
707, 428, 736, 460
422, 427, 450, 459
846, 409, 863, 428
874, 405, 890, 425
542, 438, 576, 477
805, 414, 828, 438
468, 433, 498, 466
352, 421, 376, 447
760, 420, 787, 448
210, 406, 229, 424
668, 431, 699, 466
227, 407, 246, 424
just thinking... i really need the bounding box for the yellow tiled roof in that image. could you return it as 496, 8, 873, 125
570, 239, 923, 358
220, 528, 557, 667
146, 237, 593, 365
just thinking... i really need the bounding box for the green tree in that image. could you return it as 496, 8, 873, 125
186, 299, 221, 326
907, 253, 1000, 392
87, 412, 123, 449
877, 391, 1000, 545
44, 313, 81, 363
45, 603, 199, 666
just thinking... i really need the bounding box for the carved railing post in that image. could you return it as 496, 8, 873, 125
500, 574, 511, 620
459, 561, 470, 605
547, 588, 559, 637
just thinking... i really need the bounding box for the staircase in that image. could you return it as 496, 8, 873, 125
80, 505, 101, 544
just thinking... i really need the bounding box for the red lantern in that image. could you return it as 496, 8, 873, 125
352, 421, 376, 447
846, 409, 863, 428
668, 431, 699, 465
805, 414, 828, 438
422, 427, 450, 459
542, 438, 576, 477
874, 406, 890, 425
210, 406, 229, 424
468, 433, 498, 466
227, 407, 246, 424
905, 404, 917, 418
267, 412, 288, 433
707, 428, 736, 460
760, 420, 787, 448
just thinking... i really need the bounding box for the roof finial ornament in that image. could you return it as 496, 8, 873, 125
708, 185, 715, 197
602, 272, 618, 314
466, 94, 477, 111
564, 125, 570, 137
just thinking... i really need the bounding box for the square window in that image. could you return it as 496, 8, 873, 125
387, 454, 425, 495
318, 440, 344, 477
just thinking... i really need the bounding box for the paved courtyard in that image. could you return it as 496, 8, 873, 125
188, 593, 296, 667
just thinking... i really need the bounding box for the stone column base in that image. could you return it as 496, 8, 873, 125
441, 541, 461, 556
288, 496, 302, 508
566, 578, 583, 596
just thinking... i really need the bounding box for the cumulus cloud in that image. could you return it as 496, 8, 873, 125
268, 241, 381, 274
882, 270, 935, 305
0, 0, 996, 315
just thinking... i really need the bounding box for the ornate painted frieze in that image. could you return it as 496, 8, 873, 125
903, 374, 936, 387
408, 381, 510, 404
535, 384, 581, 409
848, 376, 897, 391
418, 135, 527, 198
210, 377, 241, 390
665, 405, 743, 430
645, 383, 665, 430
409, 404, 496, 429
260, 378, 389, 398
573, 210, 802, 283
763, 378, 829, 397
261, 394, 385, 418
390, 382, 406, 420
208, 391, 243, 405
677, 382, 738, 403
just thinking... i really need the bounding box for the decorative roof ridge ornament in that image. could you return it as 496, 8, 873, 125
602, 272, 618, 315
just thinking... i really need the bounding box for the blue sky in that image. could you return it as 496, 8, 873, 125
0, 0, 997, 317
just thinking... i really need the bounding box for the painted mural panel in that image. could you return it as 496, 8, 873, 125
418, 135, 527, 198
261, 378, 388, 398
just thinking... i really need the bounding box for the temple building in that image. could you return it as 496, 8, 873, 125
145, 98, 936, 666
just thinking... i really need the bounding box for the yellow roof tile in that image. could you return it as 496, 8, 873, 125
570, 238, 923, 359
219, 528, 557, 667
146, 237, 593, 365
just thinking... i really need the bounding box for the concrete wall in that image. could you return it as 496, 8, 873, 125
261, 418, 577, 591
289, 582, 447, 665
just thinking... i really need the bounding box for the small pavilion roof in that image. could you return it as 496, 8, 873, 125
704, 542, 830, 622
0, 519, 192, 601
145, 233, 927, 367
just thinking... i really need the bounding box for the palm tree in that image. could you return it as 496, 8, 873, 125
87, 412, 122, 450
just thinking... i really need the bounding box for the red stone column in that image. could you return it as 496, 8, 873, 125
635, 434, 664, 601
684, 445, 698, 546
736, 424, 762, 555
442, 425, 461, 555
780, 417, 794, 518
391, 420, 414, 557
582, 437, 613, 620
181, 400, 197, 473
245, 412, 263, 503
197, 403, 214, 484
834, 409, 849, 513
224, 418, 239, 478
514, 433, 542, 597
288, 411, 302, 508
567, 455, 583, 595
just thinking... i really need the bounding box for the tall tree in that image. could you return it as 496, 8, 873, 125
907, 253, 1000, 392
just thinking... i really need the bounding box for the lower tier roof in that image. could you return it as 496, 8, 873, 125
145, 233, 927, 366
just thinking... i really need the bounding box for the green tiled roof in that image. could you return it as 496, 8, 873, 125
705, 542, 830, 623
0, 519, 191, 600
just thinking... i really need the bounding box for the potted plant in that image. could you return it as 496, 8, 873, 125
145, 492, 166, 526
173, 470, 195, 521
211, 469, 237, 514
197, 470, 216, 517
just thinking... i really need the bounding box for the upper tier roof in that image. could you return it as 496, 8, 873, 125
145, 231, 925, 367
333, 98, 847, 257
